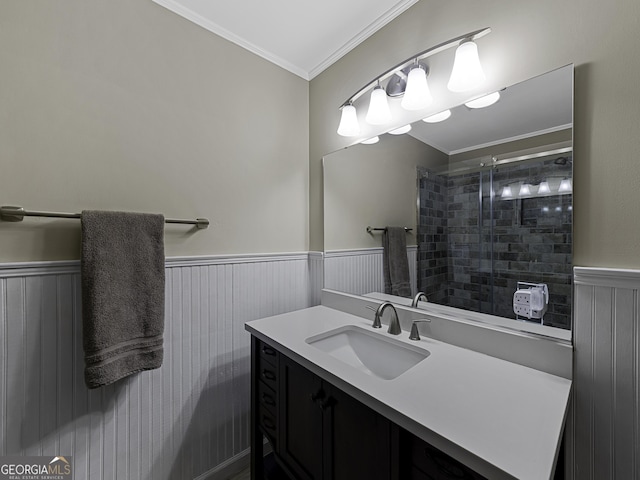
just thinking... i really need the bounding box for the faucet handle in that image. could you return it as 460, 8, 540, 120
409, 319, 431, 340
365, 305, 382, 328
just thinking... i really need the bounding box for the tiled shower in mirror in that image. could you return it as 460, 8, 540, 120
418, 153, 572, 329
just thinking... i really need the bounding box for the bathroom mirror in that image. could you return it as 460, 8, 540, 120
323, 65, 573, 334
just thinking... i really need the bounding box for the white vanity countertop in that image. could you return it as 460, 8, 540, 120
245, 305, 571, 480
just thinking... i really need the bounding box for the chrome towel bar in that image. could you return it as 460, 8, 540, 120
0, 205, 209, 229
366, 226, 412, 233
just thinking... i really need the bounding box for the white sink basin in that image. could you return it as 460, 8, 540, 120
306, 325, 430, 380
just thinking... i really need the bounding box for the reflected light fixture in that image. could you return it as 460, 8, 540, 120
336, 103, 360, 136
519, 183, 532, 196
501, 185, 513, 199
401, 63, 432, 110
447, 39, 487, 92
389, 124, 412, 135
422, 110, 452, 123
361, 136, 380, 145
366, 85, 392, 125
558, 178, 573, 193
336, 27, 491, 137
537, 181, 551, 194
465, 91, 501, 109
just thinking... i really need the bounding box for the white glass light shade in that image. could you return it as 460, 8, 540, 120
537, 181, 551, 194
389, 124, 412, 135
422, 110, 452, 123
337, 104, 360, 137
447, 40, 486, 92
558, 178, 573, 193
366, 86, 392, 125
501, 185, 513, 199
519, 184, 531, 196
465, 91, 501, 109
401, 66, 432, 110
361, 136, 379, 145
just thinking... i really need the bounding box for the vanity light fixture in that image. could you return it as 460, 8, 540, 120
519, 183, 532, 196
366, 84, 392, 125
401, 63, 432, 110
422, 109, 452, 123
465, 91, 501, 109
361, 136, 380, 145
501, 185, 514, 199
447, 39, 487, 92
336, 27, 491, 137
337, 103, 360, 136
389, 124, 412, 135
558, 178, 573, 193
537, 181, 551, 194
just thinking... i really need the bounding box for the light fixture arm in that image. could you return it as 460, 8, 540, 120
339, 27, 491, 109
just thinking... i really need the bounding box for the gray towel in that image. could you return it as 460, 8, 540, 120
81, 210, 165, 389
383, 227, 412, 297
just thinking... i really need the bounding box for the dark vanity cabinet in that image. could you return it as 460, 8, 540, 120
278, 354, 394, 480
250, 336, 487, 480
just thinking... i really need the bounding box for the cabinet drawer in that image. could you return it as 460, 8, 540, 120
258, 378, 278, 416
259, 341, 279, 365
258, 352, 279, 390
259, 403, 278, 446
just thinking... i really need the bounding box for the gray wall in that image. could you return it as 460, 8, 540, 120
310, 0, 640, 270
0, 0, 309, 262
324, 134, 447, 251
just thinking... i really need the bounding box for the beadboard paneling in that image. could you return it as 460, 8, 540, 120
324, 246, 417, 295
0, 253, 317, 480
571, 267, 640, 480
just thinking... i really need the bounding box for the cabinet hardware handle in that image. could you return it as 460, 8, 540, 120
320, 397, 336, 411
262, 369, 276, 381
262, 392, 276, 406
262, 346, 276, 356
310, 390, 325, 402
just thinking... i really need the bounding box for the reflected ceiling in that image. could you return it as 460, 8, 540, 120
408, 66, 573, 154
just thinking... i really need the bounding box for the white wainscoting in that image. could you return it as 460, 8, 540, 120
0, 253, 321, 480
324, 246, 417, 296
570, 267, 640, 480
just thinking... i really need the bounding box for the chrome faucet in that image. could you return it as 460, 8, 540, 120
411, 292, 428, 308
366, 302, 402, 335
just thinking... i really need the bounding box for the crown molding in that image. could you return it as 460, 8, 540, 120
152, 0, 418, 80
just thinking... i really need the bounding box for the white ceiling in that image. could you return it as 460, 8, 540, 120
152, 0, 419, 80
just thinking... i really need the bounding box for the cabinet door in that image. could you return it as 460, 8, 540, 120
279, 355, 324, 480
326, 384, 393, 480
400, 429, 487, 480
